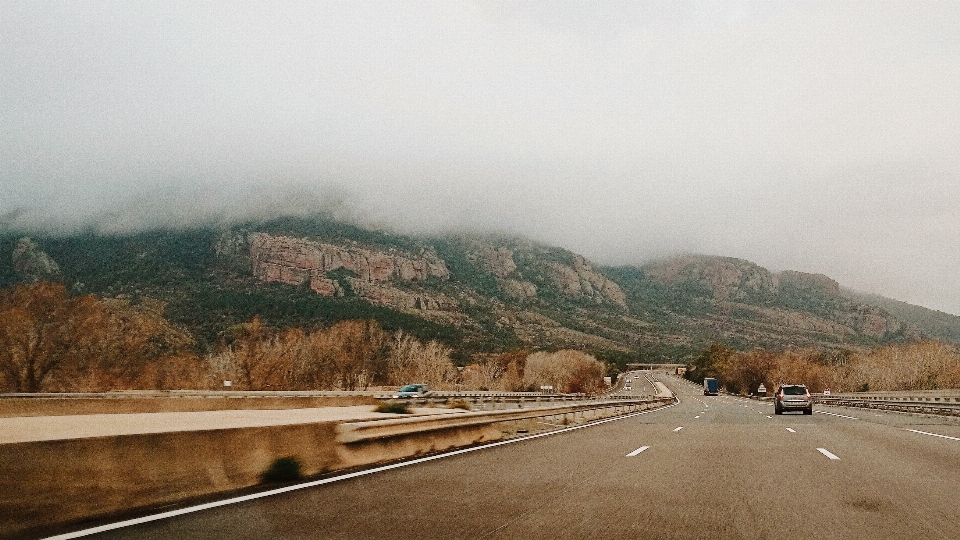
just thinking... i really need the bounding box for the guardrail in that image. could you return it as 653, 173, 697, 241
337, 396, 676, 445
816, 395, 960, 416
0, 389, 596, 400
377, 392, 651, 410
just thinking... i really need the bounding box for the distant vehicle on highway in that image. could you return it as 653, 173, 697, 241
703, 377, 719, 396
774, 384, 812, 415
393, 384, 431, 398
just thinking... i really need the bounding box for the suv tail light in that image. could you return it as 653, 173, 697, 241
806, 390, 811, 398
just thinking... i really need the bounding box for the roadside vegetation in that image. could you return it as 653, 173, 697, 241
0, 281, 610, 394
5, 280, 956, 396
374, 401, 412, 414
684, 340, 960, 393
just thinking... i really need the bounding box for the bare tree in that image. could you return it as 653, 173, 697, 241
388, 331, 454, 387
322, 320, 390, 390
523, 350, 607, 394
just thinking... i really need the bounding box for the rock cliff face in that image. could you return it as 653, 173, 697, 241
468, 243, 626, 307
500, 278, 538, 299
465, 244, 517, 278
642, 254, 920, 342
249, 233, 454, 311
545, 256, 627, 308
777, 270, 841, 296
12, 238, 61, 283
644, 255, 777, 302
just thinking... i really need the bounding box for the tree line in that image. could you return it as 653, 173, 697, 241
685, 340, 960, 394
0, 282, 608, 393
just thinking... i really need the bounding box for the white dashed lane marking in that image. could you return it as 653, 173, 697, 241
816, 411, 858, 420
626, 446, 650, 456
786, 428, 796, 433
817, 448, 840, 460
908, 429, 960, 441
673, 426, 684, 432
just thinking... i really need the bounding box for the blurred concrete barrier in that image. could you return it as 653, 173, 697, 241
0, 397, 671, 538
336, 398, 672, 468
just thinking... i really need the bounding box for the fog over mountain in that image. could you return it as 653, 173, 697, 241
3, 2, 959, 315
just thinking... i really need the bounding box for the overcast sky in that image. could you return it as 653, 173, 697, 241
2, 1, 959, 314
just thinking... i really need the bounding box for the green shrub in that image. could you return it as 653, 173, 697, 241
375, 400, 412, 414
260, 456, 302, 483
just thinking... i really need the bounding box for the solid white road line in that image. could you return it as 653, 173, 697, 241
673, 426, 684, 432
816, 410, 859, 420
786, 428, 796, 433
908, 429, 960, 441
817, 448, 840, 460
626, 446, 651, 456
43, 402, 679, 540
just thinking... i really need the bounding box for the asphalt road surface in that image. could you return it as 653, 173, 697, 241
67, 374, 960, 540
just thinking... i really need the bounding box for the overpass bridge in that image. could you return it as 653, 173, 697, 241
626, 363, 685, 371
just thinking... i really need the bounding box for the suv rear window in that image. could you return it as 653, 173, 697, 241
782, 386, 807, 395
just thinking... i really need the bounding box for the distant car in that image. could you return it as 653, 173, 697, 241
624, 385, 632, 391
823, 389, 831, 395
774, 384, 812, 415
393, 384, 430, 398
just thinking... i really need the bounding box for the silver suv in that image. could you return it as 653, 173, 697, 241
774, 384, 812, 415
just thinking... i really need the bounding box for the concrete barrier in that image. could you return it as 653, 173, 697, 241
335, 399, 671, 469
1, 423, 341, 539
1, 397, 671, 538
0, 395, 377, 418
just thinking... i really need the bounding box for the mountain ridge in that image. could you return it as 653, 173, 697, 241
2, 216, 955, 366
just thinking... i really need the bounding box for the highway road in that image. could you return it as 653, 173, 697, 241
55, 374, 960, 540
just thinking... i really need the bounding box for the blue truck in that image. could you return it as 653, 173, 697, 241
703, 377, 719, 396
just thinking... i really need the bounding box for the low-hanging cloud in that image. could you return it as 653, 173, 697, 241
2, 1, 959, 315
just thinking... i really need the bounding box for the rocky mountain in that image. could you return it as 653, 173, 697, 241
842, 289, 960, 344
1, 216, 954, 366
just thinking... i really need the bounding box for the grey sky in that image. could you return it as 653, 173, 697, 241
2, 1, 959, 315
